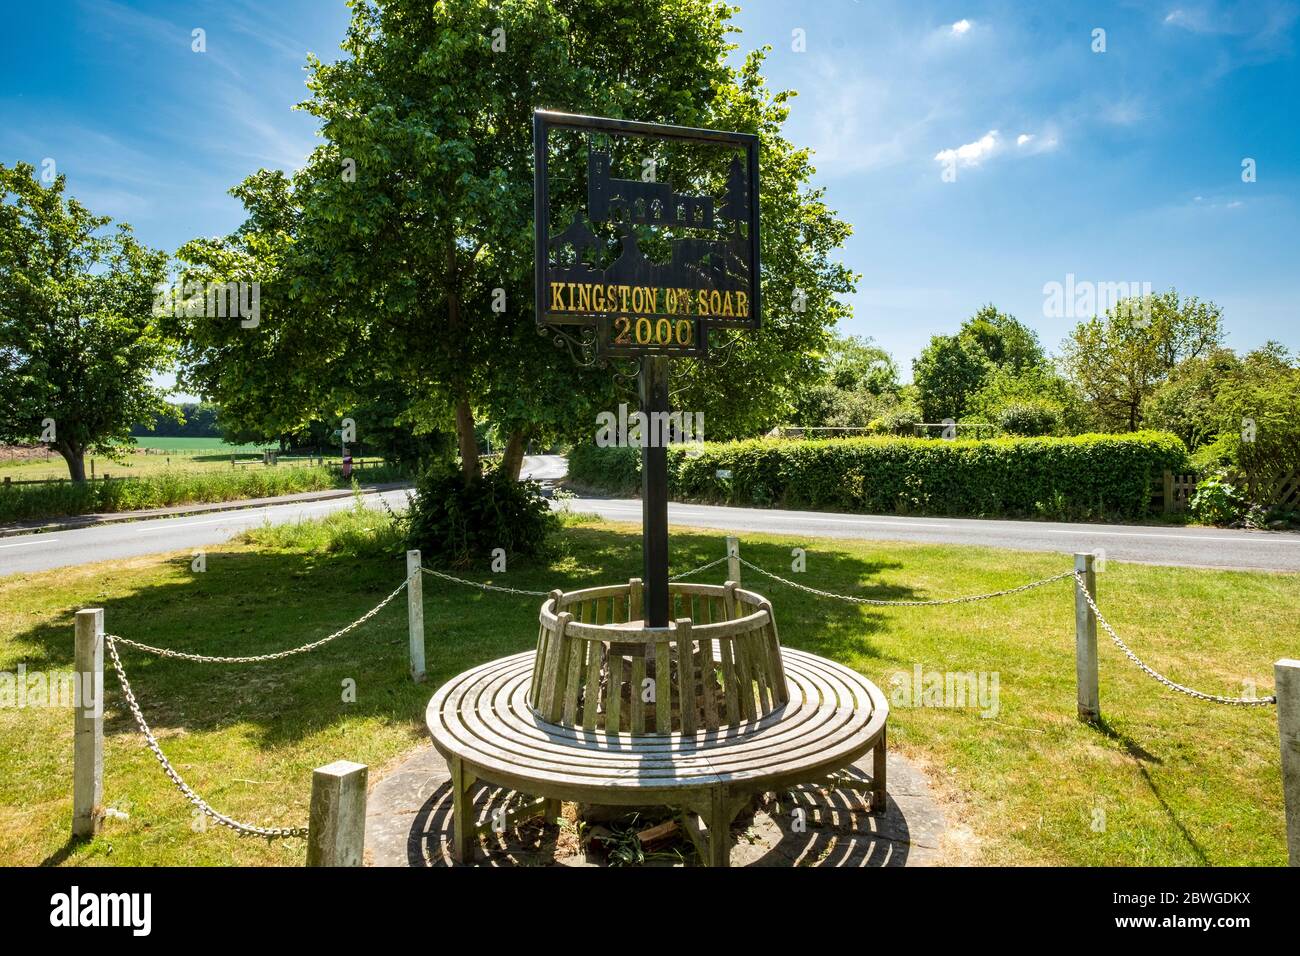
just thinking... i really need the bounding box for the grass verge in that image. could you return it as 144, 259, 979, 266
0, 466, 409, 524
0, 508, 1291, 865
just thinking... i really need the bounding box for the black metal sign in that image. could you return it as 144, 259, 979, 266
533, 111, 760, 359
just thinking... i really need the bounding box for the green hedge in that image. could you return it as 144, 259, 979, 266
568, 432, 1191, 520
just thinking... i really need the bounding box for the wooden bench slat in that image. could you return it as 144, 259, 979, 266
676, 619, 697, 736
562, 633, 585, 725
605, 653, 623, 732
700, 633, 718, 730
654, 640, 672, 733
734, 631, 756, 722
582, 639, 603, 730
630, 653, 646, 733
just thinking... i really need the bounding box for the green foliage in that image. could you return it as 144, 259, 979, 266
1142, 348, 1240, 451
177, 0, 857, 470
871, 402, 923, 436
405, 462, 558, 567
825, 335, 899, 393
1189, 471, 1246, 526
569, 432, 1190, 519
913, 305, 1048, 423
0, 162, 173, 481
912, 333, 989, 422
131, 401, 222, 439
965, 364, 1083, 435
567, 441, 643, 494
1199, 344, 1300, 506
1062, 290, 1224, 432
993, 400, 1062, 437
960, 303, 1047, 373
243, 496, 406, 558
0, 466, 338, 523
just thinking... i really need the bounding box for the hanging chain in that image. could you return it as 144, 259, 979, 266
668, 554, 729, 580
739, 557, 1075, 606
105, 636, 307, 838
106, 575, 412, 663
420, 554, 729, 595
1072, 572, 1276, 706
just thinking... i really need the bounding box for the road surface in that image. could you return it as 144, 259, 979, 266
3, 455, 1297, 575
563, 497, 1300, 572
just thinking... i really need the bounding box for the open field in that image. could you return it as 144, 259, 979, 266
0, 442, 375, 483
129, 438, 272, 452
0, 507, 1292, 866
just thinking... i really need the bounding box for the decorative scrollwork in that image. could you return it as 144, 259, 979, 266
539, 323, 600, 367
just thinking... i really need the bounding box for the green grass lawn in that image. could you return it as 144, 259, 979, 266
0, 508, 1292, 866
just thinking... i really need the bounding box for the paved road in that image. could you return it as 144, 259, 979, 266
4, 453, 1297, 575
0, 457, 561, 577
564, 498, 1300, 572
0, 489, 413, 577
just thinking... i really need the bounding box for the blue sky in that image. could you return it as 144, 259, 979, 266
2, 0, 1297, 389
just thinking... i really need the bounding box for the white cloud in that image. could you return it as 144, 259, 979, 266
934, 129, 1000, 167
1016, 129, 1060, 154
951, 19, 973, 36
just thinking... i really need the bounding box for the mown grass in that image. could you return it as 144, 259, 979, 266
0, 508, 1292, 866
0, 465, 409, 524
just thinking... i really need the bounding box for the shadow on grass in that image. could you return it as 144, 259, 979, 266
7, 525, 918, 751
1092, 716, 1208, 864
1093, 716, 1162, 764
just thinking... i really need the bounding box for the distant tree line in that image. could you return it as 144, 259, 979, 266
131, 401, 221, 438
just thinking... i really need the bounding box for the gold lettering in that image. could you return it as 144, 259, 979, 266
697, 290, 709, 315
577, 283, 592, 313
550, 282, 566, 311
737, 291, 749, 317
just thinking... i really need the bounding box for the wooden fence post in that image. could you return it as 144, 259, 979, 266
1074, 553, 1100, 723
306, 761, 368, 866
1276, 660, 1300, 866
1162, 470, 1174, 514
73, 608, 104, 838
407, 550, 426, 683
726, 536, 741, 585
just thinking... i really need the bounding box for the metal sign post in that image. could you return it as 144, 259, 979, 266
639, 355, 671, 625
533, 110, 760, 626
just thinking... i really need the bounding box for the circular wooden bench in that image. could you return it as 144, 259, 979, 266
426, 581, 888, 866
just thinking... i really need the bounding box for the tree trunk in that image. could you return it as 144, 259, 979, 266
57, 443, 87, 483
454, 398, 481, 482
500, 429, 528, 482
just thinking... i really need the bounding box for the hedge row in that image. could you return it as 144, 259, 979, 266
568, 432, 1191, 520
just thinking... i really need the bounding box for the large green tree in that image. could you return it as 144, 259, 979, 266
912, 305, 1047, 422
175, 0, 855, 474
1062, 290, 1223, 431
0, 163, 172, 481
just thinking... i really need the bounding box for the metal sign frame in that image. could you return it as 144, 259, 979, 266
533, 110, 761, 359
